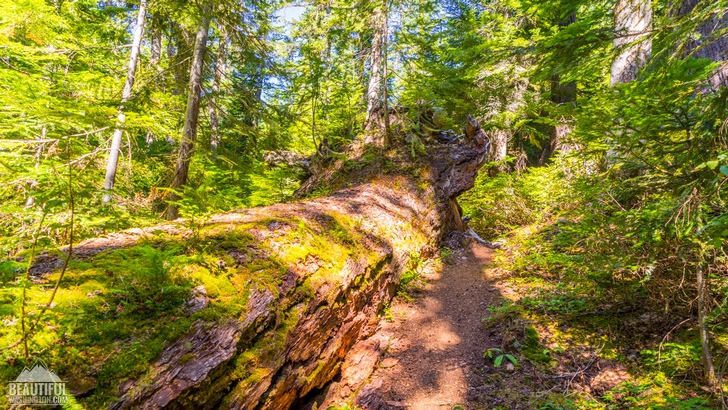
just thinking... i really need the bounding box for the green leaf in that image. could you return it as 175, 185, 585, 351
494, 355, 503, 367
719, 165, 728, 176
706, 160, 719, 170
505, 354, 517, 365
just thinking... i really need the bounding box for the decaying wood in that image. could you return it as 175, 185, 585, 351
33, 115, 489, 409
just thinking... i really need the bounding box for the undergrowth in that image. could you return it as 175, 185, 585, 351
463, 155, 726, 409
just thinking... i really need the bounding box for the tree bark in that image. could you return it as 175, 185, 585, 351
364, 6, 385, 137
102, 0, 147, 203
381, 0, 391, 146
539, 74, 577, 165
209, 29, 228, 154
168, 22, 190, 96
166, 9, 211, 220
611, 0, 652, 86
487, 128, 510, 175
697, 262, 717, 387
678, 0, 728, 89
150, 28, 161, 67
539, 13, 577, 164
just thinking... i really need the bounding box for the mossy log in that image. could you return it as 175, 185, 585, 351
18, 118, 488, 409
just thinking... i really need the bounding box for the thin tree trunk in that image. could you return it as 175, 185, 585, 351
312, 84, 318, 152
209, 29, 228, 153
697, 262, 717, 387
166, 9, 211, 220
611, 0, 652, 86
102, 0, 148, 203
364, 6, 384, 135
168, 22, 188, 96
25, 126, 46, 207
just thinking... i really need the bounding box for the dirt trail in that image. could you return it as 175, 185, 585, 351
359, 242, 500, 409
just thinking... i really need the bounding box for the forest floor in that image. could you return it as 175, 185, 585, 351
354, 242, 539, 409
351, 238, 646, 410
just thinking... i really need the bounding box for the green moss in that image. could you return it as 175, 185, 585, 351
521, 326, 554, 366
0, 187, 411, 409
179, 352, 196, 365
0, 228, 267, 408
304, 359, 329, 385
232, 303, 303, 396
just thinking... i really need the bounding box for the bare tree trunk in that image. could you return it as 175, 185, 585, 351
168, 22, 190, 96
151, 28, 161, 66
697, 262, 717, 387
611, 0, 652, 86
540, 74, 577, 164
102, 0, 148, 203
364, 6, 385, 136
678, 0, 728, 89
25, 126, 46, 207
540, 13, 577, 164
381, 0, 391, 145
166, 9, 211, 221
209, 29, 228, 153
487, 129, 510, 176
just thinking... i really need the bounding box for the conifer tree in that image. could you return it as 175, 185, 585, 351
166, 5, 211, 220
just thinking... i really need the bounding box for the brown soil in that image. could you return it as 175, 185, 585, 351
357, 242, 502, 409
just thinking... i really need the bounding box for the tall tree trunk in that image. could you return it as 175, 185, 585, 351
697, 262, 717, 387
151, 32, 161, 66
364, 6, 385, 136
540, 13, 577, 164
381, 0, 391, 145
165, 9, 211, 221
168, 22, 189, 96
102, 0, 148, 203
539, 74, 576, 164
678, 0, 728, 89
611, 0, 652, 86
25, 126, 46, 207
487, 129, 510, 176
209, 29, 228, 153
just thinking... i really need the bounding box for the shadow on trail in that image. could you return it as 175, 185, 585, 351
356, 243, 509, 410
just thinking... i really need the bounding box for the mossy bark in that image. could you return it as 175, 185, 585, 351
31, 116, 489, 409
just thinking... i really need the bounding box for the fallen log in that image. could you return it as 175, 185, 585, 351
10, 114, 488, 409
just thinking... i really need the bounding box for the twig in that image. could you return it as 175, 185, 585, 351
65, 126, 112, 138
565, 354, 600, 395
541, 343, 606, 395
605, 189, 627, 212
0, 139, 59, 144
67, 147, 109, 166
658, 318, 691, 366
